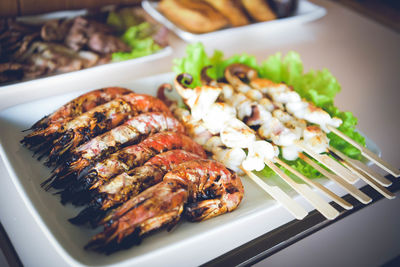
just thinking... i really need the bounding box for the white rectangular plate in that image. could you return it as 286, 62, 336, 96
0, 72, 379, 266
142, 0, 326, 42
1, 8, 172, 89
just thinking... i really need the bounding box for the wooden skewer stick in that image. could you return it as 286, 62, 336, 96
299, 153, 372, 204
329, 146, 392, 187
264, 160, 340, 220
296, 141, 359, 184
241, 167, 308, 220
275, 158, 353, 210
327, 125, 400, 178
332, 156, 395, 200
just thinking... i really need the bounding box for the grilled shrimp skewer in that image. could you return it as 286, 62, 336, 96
205, 81, 370, 204
21, 87, 132, 145
224, 64, 394, 190
60, 131, 206, 205
43, 93, 172, 166
165, 82, 307, 219
171, 78, 342, 219
222, 65, 359, 184
226, 63, 399, 178
219, 65, 393, 200
86, 159, 244, 253
69, 150, 205, 226
44, 112, 185, 190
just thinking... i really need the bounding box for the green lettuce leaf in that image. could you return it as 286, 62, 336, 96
173, 43, 366, 178
111, 22, 161, 62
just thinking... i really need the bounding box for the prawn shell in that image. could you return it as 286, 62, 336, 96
69, 150, 205, 226
47, 93, 172, 165
31, 87, 132, 130
88, 159, 243, 253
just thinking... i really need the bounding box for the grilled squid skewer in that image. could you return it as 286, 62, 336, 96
162, 88, 308, 220
221, 66, 394, 200
227, 63, 399, 178
171, 78, 341, 220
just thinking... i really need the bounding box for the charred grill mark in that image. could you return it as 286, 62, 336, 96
94, 111, 106, 123
225, 184, 239, 194
117, 151, 134, 165
185, 203, 207, 220
58, 131, 73, 146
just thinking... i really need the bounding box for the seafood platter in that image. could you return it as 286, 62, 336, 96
0, 43, 398, 266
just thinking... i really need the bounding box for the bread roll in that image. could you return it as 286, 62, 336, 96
159, 0, 228, 33
201, 0, 249, 27
240, 0, 276, 22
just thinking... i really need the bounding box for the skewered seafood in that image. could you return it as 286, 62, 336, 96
86, 159, 244, 253
69, 149, 205, 226
171, 71, 347, 219
225, 63, 342, 132
60, 131, 206, 205
45, 112, 185, 190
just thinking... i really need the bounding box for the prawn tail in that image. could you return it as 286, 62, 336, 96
69, 201, 105, 227
59, 167, 98, 205
29, 115, 49, 131
45, 131, 77, 166
85, 225, 142, 254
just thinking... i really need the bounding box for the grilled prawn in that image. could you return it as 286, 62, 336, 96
85, 159, 244, 253
28, 87, 132, 131
44, 112, 185, 190
21, 87, 131, 148
60, 131, 206, 205
69, 150, 205, 226
43, 93, 172, 165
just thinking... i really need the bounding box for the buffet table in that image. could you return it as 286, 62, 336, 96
0, 0, 399, 266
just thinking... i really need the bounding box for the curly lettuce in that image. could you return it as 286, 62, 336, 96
173, 43, 366, 178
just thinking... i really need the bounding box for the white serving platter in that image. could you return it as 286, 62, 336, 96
142, 0, 327, 42
1, 8, 172, 89
0, 72, 380, 266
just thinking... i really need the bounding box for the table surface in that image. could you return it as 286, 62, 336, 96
0, 0, 399, 266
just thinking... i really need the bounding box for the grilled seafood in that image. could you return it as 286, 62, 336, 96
44, 112, 185, 190
225, 63, 342, 132
21, 87, 131, 146
28, 87, 132, 131
60, 131, 206, 205
69, 150, 205, 226
85, 159, 244, 253
42, 93, 171, 165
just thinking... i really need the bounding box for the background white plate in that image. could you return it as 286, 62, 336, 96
2, 8, 172, 88
0, 72, 380, 266
142, 0, 327, 42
